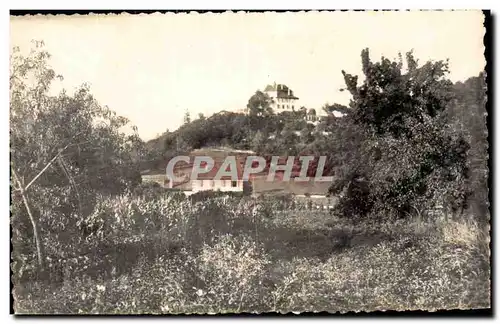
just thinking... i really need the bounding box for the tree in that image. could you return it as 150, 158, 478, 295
322, 103, 350, 116
330, 49, 470, 220
10, 42, 142, 270
448, 73, 488, 221
344, 49, 454, 137
299, 106, 307, 117
184, 110, 191, 124
300, 124, 315, 144
246, 90, 273, 117
250, 131, 266, 154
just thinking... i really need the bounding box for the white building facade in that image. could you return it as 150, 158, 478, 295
190, 179, 244, 193
264, 83, 299, 112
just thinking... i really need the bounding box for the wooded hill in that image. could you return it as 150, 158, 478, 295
143, 50, 487, 220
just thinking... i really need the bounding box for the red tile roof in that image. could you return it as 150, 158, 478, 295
195, 157, 247, 180
167, 152, 334, 187
169, 154, 249, 184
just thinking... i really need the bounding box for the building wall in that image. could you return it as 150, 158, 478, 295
265, 90, 277, 111
192, 179, 244, 192
266, 90, 277, 99
266, 92, 298, 112
275, 97, 298, 111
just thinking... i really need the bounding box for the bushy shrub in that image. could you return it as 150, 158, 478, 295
330, 49, 470, 220
182, 234, 272, 313
13, 193, 280, 287
132, 182, 170, 200
13, 205, 490, 314
188, 190, 244, 204
267, 229, 489, 312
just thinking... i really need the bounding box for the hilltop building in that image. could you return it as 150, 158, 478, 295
264, 82, 299, 112
232, 83, 347, 121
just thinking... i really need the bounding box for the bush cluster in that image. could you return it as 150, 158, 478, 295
13, 193, 490, 314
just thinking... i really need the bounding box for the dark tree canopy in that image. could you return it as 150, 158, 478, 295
331, 49, 472, 220
343, 49, 454, 138
246, 90, 274, 117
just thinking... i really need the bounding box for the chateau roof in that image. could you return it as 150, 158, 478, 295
264, 83, 299, 100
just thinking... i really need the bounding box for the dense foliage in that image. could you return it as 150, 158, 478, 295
329, 50, 479, 220
10, 43, 143, 270
144, 103, 343, 171
143, 51, 486, 225
448, 73, 489, 221
11, 44, 489, 314
14, 191, 490, 313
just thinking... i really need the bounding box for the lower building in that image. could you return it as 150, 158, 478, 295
165, 148, 253, 194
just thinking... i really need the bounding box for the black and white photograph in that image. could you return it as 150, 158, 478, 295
9, 10, 490, 314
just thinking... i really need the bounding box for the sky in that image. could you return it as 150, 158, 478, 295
10, 11, 486, 140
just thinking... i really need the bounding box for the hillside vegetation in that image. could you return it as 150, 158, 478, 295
10, 44, 489, 313
13, 190, 490, 313
146, 49, 488, 223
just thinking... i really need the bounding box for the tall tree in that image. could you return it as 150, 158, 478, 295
10, 42, 142, 269
322, 103, 350, 116
330, 49, 469, 219
448, 73, 488, 220
246, 90, 273, 117
183, 110, 191, 124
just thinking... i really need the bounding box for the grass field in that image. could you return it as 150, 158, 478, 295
12, 193, 490, 314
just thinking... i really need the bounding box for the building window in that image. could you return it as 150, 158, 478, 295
277, 104, 280, 109
292, 105, 294, 109
287, 105, 289, 109
231, 181, 237, 187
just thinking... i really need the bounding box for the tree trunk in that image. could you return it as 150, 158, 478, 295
12, 170, 44, 269
11, 148, 70, 271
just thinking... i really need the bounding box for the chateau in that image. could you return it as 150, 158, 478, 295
235, 83, 336, 124
264, 83, 299, 112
